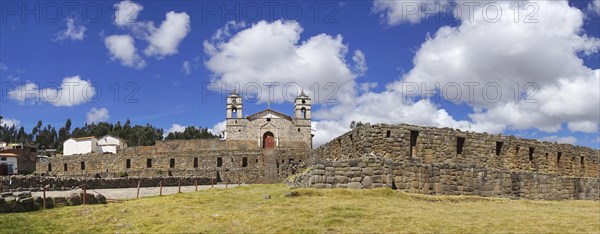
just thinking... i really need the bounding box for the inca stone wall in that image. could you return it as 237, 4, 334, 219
316, 123, 599, 177
289, 155, 599, 200
35, 139, 311, 184
293, 123, 600, 200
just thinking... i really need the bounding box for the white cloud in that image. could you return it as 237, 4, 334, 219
352, 50, 367, 77
567, 121, 599, 133
372, 0, 449, 25
114, 0, 143, 27
394, 0, 599, 134
144, 11, 191, 58
86, 107, 110, 124
540, 136, 577, 145
8, 75, 96, 107
0, 118, 20, 128
0, 63, 7, 71
208, 120, 227, 136
182, 61, 191, 76
104, 34, 146, 69
164, 123, 187, 137
204, 20, 360, 103
55, 17, 86, 41
589, 0, 600, 15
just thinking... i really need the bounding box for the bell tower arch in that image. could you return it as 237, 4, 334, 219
226, 90, 243, 119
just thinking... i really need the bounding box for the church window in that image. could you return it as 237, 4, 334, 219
242, 157, 248, 167
456, 137, 465, 154
217, 157, 223, 167
495, 142, 503, 156
267, 118, 271, 122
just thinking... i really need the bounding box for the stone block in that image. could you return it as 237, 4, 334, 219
361, 168, 374, 176
347, 182, 362, 189
362, 176, 373, 189
67, 193, 81, 206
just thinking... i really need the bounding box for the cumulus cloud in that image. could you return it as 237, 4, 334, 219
567, 121, 599, 133
86, 107, 110, 124
104, 34, 146, 69
114, 0, 144, 27
8, 75, 96, 107
540, 136, 577, 145
394, 0, 599, 134
107, 1, 190, 68
55, 17, 86, 41
164, 123, 187, 137
372, 0, 450, 25
0, 63, 8, 71
208, 120, 227, 136
204, 20, 360, 103
144, 11, 191, 57
0, 118, 20, 128
352, 50, 367, 77
182, 61, 191, 76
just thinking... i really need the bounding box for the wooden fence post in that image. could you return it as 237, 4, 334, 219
136, 180, 141, 199
159, 180, 163, 196
82, 183, 87, 206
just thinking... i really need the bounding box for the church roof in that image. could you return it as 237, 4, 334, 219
246, 109, 292, 121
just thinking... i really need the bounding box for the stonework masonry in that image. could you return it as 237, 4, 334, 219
291, 123, 600, 200
35, 139, 312, 184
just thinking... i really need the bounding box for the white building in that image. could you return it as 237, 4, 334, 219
63, 135, 127, 156
0, 141, 6, 149
0, 153, 18, 175
97, 135, 127, 154
63, 137, 99, 156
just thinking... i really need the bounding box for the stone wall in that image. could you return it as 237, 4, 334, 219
34, 139, 312, 184
298, 123, 600, 200
315, 123, 599, 178
289, 155, 600, 200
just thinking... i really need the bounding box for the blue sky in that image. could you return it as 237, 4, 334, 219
0, 0, 599, 148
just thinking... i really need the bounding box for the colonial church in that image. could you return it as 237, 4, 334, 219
224, 90, 313, 149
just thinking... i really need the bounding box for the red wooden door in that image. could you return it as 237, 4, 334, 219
263, 132, 275, 149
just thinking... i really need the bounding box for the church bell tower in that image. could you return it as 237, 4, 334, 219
226, 90, 243, 119
294, 89, 311, 119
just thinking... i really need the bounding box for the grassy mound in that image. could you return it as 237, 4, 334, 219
0, 184, 598, 233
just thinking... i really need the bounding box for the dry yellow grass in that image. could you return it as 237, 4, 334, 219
0, 184, 598, 233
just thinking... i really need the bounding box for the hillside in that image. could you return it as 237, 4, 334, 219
0, 184, 598, 233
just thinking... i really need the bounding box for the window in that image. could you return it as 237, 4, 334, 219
126, 159, 131, 169
80, 162, 85, 170
170, 158, 175, 168
230, 158, 234, 162
297, 128, 301, 132
193, 157, 198, 168
495, 142, 503, 156
63, 163, 68, 172
515, 146, 520, 154
147, 159, 152, 168
48, 163, 52, 172
217, 157, 222, 167
528, 147, 535, 161
557, 152, 562, 164
386, 130, 391, 138
0, 157, 5, 161
581, 156, 584, 167
410, 130, 419, 157
256, 159, 259, 163
456, 137, 465, 154
242, 157, 248, 167
266, 117, 271, 122
281, 159, 285, 163
289, 158, 294, 163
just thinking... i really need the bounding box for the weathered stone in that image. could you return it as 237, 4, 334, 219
94, 194, 107, 204
262, 194, 271, 200
362, 176, 373, 189
67, 193, 81, 206
347, 182, 362, 189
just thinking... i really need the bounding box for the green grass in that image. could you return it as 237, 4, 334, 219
1, 184, 599, 233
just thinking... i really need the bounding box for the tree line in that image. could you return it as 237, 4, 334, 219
0, 116, 218, 152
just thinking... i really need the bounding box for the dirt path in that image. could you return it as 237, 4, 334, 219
32, 184, 246, 200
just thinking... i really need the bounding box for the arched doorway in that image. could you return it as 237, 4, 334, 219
263, 132, 275, 149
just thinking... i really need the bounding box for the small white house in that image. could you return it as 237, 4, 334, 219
63, 137, 99, 156
97, 135, 127, 154
0, 153, 18, 175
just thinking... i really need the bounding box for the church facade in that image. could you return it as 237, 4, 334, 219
224, 90, 313, 149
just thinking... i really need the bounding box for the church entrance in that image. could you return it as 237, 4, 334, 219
263, 132, 275, 149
